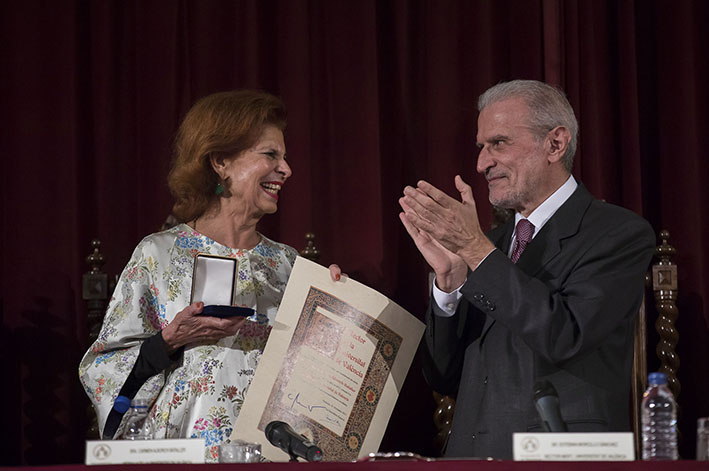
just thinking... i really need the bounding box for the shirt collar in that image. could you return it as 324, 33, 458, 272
513, 175, 578, 239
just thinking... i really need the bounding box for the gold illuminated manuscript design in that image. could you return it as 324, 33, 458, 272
257, 287, 401, 461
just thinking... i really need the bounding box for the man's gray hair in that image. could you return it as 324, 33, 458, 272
478, 80, 578, 172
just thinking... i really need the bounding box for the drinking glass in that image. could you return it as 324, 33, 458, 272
698, 417, 709, 461
219, 440, 262, 463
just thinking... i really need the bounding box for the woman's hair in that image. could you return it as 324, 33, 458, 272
167, 90, 287, 222
478, 80, 578, 172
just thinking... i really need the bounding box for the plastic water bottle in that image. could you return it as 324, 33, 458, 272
122, 398, 153, 440
641, 372, 678, 460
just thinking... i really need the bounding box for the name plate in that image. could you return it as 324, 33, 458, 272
513, 432, 634, 461
85, 439, 205, 465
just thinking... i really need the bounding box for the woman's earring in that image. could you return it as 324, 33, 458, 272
215, 182, 225, 196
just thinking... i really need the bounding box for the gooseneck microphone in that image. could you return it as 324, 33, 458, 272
265, 420, 323, 462
533, 379, 568, 432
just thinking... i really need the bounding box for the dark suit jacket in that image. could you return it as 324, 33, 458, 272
423, 184, 655, 459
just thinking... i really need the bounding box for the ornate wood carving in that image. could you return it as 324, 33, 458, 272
83, 239, 109, 345
432, 392, 456, 454
82, 238, 110, 439
652, 230, 680, 399
300, 232, 321, 262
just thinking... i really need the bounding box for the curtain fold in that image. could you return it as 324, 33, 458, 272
1, 0, 707, 464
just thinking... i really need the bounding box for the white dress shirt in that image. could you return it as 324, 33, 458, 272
432, 175, 578, 316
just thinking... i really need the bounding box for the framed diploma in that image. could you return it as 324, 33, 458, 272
232, 256, 425, 461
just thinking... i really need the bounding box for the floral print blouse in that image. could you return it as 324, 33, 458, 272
78, 224, 298, 461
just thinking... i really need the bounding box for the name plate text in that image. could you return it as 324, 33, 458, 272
85, 439, 205, 465
513, 432, 634, 461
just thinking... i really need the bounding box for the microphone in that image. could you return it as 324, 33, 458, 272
265, 420, 323, 462
533, 379, 568, 432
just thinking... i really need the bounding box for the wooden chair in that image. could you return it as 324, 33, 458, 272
631, 230, 680, 457
82, 239, 115, 438
432, 229, 681, 458
300, 232, 321, 262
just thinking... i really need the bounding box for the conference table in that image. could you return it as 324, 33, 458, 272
5, 460, 706, 471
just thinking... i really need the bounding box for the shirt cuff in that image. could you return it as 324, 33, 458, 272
432, 276, 465, 317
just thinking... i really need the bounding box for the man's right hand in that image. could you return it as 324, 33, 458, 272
399, 199, 468, 292
161, 302, 247, 354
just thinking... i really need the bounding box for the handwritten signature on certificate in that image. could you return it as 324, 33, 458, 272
287, 392, 326, 413
287, 392, 343, 426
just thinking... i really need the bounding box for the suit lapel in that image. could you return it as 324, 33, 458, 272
478, 184, 594, 340
516, 184, 593, 274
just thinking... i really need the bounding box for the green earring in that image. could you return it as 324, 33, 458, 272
215, 182, 224, 196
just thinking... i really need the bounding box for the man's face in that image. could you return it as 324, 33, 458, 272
475, 97, 550, 216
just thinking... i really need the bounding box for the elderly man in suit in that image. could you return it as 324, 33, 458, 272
399, 79, 655, 459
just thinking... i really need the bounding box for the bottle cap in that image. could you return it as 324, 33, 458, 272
113, 395, 131, 413
130, 398, 149, 408
648, 371, 668, 385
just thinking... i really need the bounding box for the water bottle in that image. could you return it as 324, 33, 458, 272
121, 398, 153, 440
641, 372, 678, 460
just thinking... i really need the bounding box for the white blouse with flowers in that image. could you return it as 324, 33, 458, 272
78, 224, 298, 461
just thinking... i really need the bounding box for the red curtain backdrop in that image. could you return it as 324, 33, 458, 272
1, 0, 707, 465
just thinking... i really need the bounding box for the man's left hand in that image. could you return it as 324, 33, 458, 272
401, 175, 495, 270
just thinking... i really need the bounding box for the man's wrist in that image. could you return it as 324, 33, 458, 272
432, 279, 464, 316
458, 239, 496, 272
435, 265, 468, 292
435, 276, 463, 293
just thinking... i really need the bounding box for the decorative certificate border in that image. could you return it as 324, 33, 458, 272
257, 287, 402, 461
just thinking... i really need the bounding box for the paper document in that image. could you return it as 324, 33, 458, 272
232, 256, 425, 462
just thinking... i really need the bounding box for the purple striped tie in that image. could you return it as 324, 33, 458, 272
510, 219, 535, 264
